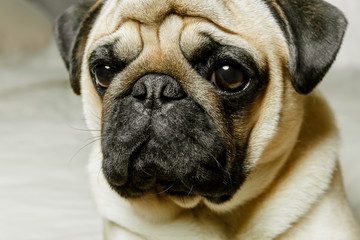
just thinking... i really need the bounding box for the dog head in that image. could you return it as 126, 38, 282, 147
55, 0, 346, 210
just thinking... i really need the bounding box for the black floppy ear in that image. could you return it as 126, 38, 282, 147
275, 0, 347, 94
54, 0, 103, 95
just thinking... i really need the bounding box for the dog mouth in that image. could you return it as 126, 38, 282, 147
103, 136, 235, 204
111, 176, 197, 199
108, 176, 233, 204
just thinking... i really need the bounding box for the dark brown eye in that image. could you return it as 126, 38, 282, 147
211, 65, 248, 91
93, 65, 115, 88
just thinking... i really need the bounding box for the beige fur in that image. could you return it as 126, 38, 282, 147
76, 0, 360, 239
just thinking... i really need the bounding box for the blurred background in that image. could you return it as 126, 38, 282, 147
0, 0, 359, 239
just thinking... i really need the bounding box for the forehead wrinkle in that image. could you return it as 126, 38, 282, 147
85, 1, 123, 48
87, 25, 143, 69
101, 0, 239, 33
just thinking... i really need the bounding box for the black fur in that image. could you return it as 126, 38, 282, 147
264, 0, 347, 94
54, 0, 103, 95
101, 74, 248, 203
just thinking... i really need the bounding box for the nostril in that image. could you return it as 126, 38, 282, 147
132, 82, 146, 100
131, 74, 186, 104
163, 81, 186, 100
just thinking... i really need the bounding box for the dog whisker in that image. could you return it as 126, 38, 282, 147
68, 124, 101, 132
69, 137, 102, 163
187, 185, 194, 196
156, 184, 175, 195
140, 168, 152, 177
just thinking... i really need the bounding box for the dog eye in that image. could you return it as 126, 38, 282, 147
93, 65, 115, 88
211, 65, 248, 91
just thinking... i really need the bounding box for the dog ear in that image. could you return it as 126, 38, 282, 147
54, 0, 103, 95
274, 0, 347, 94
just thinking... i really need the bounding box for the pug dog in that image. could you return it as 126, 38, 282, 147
54, 0, 360, 239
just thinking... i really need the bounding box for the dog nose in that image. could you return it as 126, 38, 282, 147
131, 74, 186, 108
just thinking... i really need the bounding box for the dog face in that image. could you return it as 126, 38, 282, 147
55, 0, 346, 209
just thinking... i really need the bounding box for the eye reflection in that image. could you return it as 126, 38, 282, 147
211, 65, 248, 91
93, 65, 114, 88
